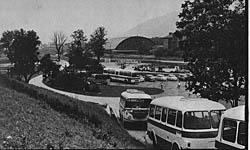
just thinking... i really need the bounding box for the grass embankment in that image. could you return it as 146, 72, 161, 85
0, 75, 144, 149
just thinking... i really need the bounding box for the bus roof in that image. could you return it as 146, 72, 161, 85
121, 89, 151, 99
222, 105, 245, 121
150, 96, 225, 112
104, 68, 138, 73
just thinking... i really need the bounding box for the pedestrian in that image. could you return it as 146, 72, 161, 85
160, 82, 164, 90
177, 80, 181, 88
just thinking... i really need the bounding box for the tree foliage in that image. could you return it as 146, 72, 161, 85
89, 27, 107, 63
0, 29, 41, 83
39, 54, 60, 81
176, 0, 246, 107
68, 29, 89, 69
52, 31, 67, 61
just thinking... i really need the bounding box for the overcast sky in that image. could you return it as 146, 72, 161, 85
0, 0, 184, 43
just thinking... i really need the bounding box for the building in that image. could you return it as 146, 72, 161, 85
104, 36, 155, 54
162, 32, 180, 50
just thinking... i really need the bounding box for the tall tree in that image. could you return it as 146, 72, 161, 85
52, 31, 67, 61
176, 0, 246, 107
89, 27, 107, 63
68, 29, 88, 68
39, 54, 60, 81
0, 29, 41, 83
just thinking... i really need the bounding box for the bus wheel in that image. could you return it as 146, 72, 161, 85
172, 143, 179, 150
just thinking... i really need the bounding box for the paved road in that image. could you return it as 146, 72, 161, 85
29, 75, 153, 148
29, 75, 120, 116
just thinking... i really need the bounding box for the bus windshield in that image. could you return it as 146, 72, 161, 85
184, 110, 224, 130
125, 99, 152, 108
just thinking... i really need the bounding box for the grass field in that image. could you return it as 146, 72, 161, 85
0, 75, 144, 149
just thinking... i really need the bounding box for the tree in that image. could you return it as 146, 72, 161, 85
0, 29, 41, 83
52, 31, 67, 61
89, 27, 107, 63
39, 54, 60, 81
176, 0, 246, 107
68, 29, 89, 69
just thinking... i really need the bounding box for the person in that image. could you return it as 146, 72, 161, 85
177, 80, 181, 88
160, 82, 164, 90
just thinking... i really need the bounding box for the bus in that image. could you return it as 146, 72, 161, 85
215, 105, 245, 150
119, 89, 152, 127
104, 68, 140, 84
147, 96, 226, 149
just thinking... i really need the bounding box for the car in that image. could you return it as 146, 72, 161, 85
167, 74, 178, 81
87, 74, 110, 85
178, 73, 188, 81
138, 75, 145, 82
155, 74, 167, 81
144, 74, 156, 82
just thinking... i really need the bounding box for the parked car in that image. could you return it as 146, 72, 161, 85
167, 74, 178, 81
178, 73, 188, 81
138, 75, 145, 82
87, 74, 110, 85
144, 74, 156, 82
155, 74, 167, 81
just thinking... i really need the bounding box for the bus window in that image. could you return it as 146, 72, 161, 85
176, 111, 182, 128
155, 106, 162, 120
125, 99, 151, 108
167, 109, 177, 125
222, 118, 237, 143
210, 110, 223, 128
120, 71, 125, 76
161, 108, 167, 122
149, 105, 155, 118
237, 122, 246, 146
184, 111, 211, 129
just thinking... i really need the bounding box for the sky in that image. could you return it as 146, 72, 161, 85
0, 0, 184, 43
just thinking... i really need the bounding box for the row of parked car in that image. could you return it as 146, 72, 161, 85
143, 73, 190, 82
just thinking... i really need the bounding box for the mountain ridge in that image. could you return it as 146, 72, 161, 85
120, 12, 179, 38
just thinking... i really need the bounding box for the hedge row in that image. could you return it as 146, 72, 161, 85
0, 74, 143, 148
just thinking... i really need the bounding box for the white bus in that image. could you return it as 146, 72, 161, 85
104, 68, 140, 84
119, 89, 152, 127
147, 96, 226, 149
215, 105, 245, 150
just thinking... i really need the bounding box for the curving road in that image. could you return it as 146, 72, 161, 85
29, 75, 120, 117
29, 75, 153, 148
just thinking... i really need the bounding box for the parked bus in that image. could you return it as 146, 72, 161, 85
104, 68, 140, 84
147, 96, 226, 149
215, 105, 245, 150
119, 89, 152, 127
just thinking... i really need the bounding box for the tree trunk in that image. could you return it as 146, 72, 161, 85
57, 49, 61, 62
97, 56, 100, 64
232, 72, 240, 107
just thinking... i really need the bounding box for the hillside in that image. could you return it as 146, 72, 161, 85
0, 75, 144, 149
122, 12, 179, 38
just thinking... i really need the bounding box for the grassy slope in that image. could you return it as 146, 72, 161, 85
0, 86, 114, 149
0, 76, 144, 149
